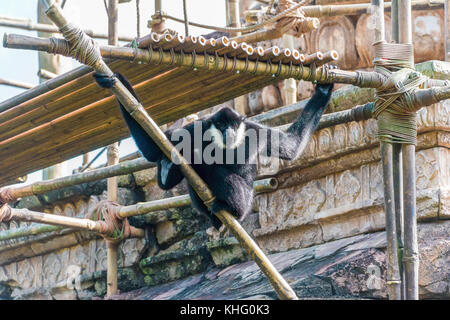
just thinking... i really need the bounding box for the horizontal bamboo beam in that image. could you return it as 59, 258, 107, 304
0, 16, 135, 42
2, 33, 387, 88
301, 0, 444, 17
0, 78, 33, 89
6, 32, 448, 96
0, 223, 62, 241
4, 207, 144, 238
0, 158, 153, 203
0, 178, 278, 241
0, 65, 90, 113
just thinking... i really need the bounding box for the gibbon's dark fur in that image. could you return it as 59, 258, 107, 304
94, 72, 333, 229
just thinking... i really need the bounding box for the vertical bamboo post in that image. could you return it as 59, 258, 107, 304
372, 0, 402, 300
38, 0, 66, 180
390, 0, 405, 300
445, 0, 450, 61
392, 143, 405, 298
381, 143, 402, 299
398, 0, 419, 301
106, 0, 120, 298
282, 35, 297, 105
391, 0, 399, 43
151, 0, 165, 33
228, 0, 248, 115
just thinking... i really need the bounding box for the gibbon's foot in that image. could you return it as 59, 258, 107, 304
219, 224, 230, 238
93, 72, 117, 89
206, 226, 221, 241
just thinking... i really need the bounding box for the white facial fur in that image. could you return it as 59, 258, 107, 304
209, 122, 246, 149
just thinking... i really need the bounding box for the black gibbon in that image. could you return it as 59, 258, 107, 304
94, 72, 333, 228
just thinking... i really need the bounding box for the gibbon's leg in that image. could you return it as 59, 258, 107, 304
157, 156, 185, 190
93, 72, 163, 163
94, 72, 185, 189
209, 168, 254, 223
188, 186, 222, 229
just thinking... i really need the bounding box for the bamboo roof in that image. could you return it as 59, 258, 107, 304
0, 32, 332, 185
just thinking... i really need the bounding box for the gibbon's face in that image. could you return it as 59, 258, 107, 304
208, 107, 246, 150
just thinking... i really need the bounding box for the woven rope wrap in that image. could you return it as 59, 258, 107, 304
373, 42, 428, 145
56, 23, 102, 69
0, 188, 16, 206
275, 0, 316, 36
88, 200, 131, 241
0, 204, 12, 223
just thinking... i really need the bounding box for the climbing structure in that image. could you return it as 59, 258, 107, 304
0, 0, 449, 300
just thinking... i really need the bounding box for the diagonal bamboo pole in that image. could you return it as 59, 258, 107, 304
40, 0, 299, 300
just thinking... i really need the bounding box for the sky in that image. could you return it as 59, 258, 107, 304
0, 0, 226, 186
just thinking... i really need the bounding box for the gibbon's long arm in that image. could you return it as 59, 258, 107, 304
246, 83, 333, 161
93, 72, 184, 189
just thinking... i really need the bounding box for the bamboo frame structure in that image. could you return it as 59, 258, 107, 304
38, 0, 298, 300
7, 33, 450, 94
0, 178, 279, 242
0, 0, 448, 301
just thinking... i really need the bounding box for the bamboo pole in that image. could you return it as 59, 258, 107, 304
300, 1, 443, 17
0, 158, 153, 204
41, 0, 298, 300
0, 16, 134, 42
228, 0, 248, 116
398, 0, 419, 301
3, 207, 145, 238
38, 0, 66, 181
380, 142, 402, 299
0, 178, 278, 241
371, 0, 402, 300
0, 78, 33, 89
445, 0, 450, 61
106, 0, 119, 298
402, 144, 419, 300
282, 34, 297, 106
390, 0, 406, 300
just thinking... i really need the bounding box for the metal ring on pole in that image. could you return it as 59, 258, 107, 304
251, 58, 259, 75
275, 61, 282, 78
190, 50, 197, 70
157, 46, 164, 65
169, 48, 176, 65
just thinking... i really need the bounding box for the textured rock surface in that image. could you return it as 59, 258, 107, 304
109, 221, 450, 300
